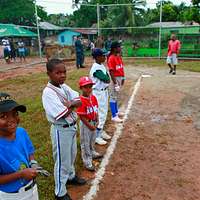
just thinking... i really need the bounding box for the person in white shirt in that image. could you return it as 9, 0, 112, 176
90, 48, 111, 145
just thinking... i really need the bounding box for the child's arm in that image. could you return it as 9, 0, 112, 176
0, 168, 37, 184
109, 70, 117, 84
79, 115, 96, 131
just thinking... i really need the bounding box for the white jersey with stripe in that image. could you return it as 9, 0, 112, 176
90, 62, 110, 90
42, 82, 79, 125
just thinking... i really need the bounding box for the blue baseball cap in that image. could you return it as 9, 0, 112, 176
92, 48, 107, 58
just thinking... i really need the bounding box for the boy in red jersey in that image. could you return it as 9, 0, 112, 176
77, 77, 103, 171
107, 41, 125, 123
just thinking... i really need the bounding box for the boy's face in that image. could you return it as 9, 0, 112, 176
96, 55, 106, 63
0, 109, 19, 137
81, 84, 93, 96
48, 63, 66, 85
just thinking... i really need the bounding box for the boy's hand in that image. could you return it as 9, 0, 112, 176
20, 168, 38, 180
30, 160, 51, 177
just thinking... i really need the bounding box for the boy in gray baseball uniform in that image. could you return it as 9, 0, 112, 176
42, 59, 86, 200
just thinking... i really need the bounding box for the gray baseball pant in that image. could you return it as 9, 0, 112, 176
50, 124, 77, 197
80, 121, 96, 167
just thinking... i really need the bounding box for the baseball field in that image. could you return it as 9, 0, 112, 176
1, 58, 200, 200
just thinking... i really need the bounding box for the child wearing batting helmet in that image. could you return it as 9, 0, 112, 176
0, 92, 49, 200
90, 48, 111, 146
107, 41, 125, 123
42, 59, 86, 200
77, 77, 103, 171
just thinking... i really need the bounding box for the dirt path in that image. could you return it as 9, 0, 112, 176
91, 68, 200, 200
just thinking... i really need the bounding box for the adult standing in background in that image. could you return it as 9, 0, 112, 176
18, 39, 26, 62
2, 38, 11, 64
167, 34, 181, 75
75, 36, 85, 69
95, 36, 104, 49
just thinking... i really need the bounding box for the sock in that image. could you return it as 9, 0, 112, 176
96, 128, 102, 138
114, 102, 118, 114
110, 101, 117, 118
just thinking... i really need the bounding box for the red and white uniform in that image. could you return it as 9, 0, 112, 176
107, 54, 125, 77
167, 39, 181, 65
77, 95, 98, 121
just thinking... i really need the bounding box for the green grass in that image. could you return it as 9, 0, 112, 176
0, 69, 88, 200
0, 59, 200, 199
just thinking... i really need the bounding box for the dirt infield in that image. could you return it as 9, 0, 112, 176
1, 60, 200, 200
91, 68, 200, 200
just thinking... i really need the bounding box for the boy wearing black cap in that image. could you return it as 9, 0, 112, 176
107, 41, 125, 123
90, 48, 111, 146
0, 92, 47, 199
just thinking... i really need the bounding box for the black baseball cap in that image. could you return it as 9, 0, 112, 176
92, 48, 107, 58
0, 92, 26, 113
111, 41, 121, 49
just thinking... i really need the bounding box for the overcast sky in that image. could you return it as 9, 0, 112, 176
36, 0, 192, 15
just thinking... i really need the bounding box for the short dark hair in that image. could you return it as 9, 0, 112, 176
46, 59, 63, 72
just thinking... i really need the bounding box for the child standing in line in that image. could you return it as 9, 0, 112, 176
0, 92, 42, 200
90, 48, 111, 146
77, 77, 103, 171
107, 41, 125, 123
42, 59, 86, 200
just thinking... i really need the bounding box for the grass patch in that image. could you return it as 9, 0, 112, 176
0, 69, 88, 200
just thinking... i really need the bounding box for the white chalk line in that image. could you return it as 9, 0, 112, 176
83, 76, 143, 200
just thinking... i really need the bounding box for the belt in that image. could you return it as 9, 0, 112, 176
11, 180, 36, 193
63, 121, 76, 128
94, 87, 108, 91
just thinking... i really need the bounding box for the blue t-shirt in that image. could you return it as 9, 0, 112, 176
0, 127, 35, 193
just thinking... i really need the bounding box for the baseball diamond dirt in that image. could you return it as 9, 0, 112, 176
1, 59, 200, 200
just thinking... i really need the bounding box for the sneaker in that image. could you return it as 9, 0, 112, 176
101, 131, 111, 140
172, 71, 176, 75
169, 69, 173, 74
112, 116, 123, 123
55, 193, 72, 200
117, 111, 125, 117
95, 137, 107, 145
92, 151, 104, 159
67, 175, 86, 185
85, 165, 95, 172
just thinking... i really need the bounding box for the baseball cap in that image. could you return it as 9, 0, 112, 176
79, 76, 94, 87
92, 48, 107, 58
0, 92, 26, 113
111, 41, 121, 49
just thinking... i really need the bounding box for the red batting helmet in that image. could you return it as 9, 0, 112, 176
79, 76, 94, 87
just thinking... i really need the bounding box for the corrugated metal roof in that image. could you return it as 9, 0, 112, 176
39, 22, 64, 30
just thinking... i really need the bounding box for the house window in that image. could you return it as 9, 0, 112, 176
61, 35, 65, 43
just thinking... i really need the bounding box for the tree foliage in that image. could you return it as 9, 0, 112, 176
0, 0, 48, 25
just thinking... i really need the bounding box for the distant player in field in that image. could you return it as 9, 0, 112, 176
77, 77, 103, 171
107, 41, 125, 123
167, 34, 181, 75
90, 48, 111, 145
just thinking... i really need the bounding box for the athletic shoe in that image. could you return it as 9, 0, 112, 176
67, 175, 86, 185
101, 131, 111, 140
172, 71, 176, 75
117, 111, 125, 117
169, 69, 173, 74
55, 193, 72, 200
95, 137, 107, 145
85, 165, 95, 172
92, 151, 104, 159
112, 116, 123, 123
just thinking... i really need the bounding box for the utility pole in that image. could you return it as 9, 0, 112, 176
97, 3, 100, 36
34, 0, 42, 59
158, 0, 163, 59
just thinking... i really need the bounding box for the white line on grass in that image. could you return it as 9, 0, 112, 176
83, 76, 143, 200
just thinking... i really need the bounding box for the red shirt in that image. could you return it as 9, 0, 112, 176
76, 95, 98, 121
107, 54, 125, 77
167, 39, 181, 56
